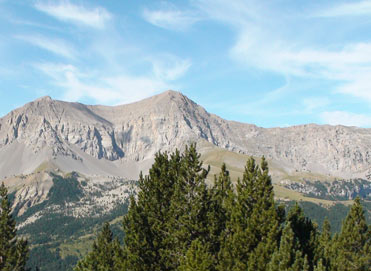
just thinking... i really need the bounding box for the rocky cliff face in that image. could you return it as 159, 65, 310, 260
0, 90, 370, 180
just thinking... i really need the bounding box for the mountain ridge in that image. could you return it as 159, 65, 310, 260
1, 90, 370, 181
1, 90, 371, 271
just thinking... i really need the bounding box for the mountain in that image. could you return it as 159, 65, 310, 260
1, 90, 370, 270
1, 90, 371, 181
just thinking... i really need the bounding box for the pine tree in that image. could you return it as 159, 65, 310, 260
247, 157, 280, 271
218, 157, 258, 270
332, 197, 370, 271
75, 222, 122, 271
314, 218, 331, 270
0, 182, 29, 271
286, 203, 318, 270
122, 150, 182, 271
268, 222, 305, 271
122, 144, 212, 270
167, 144, 211, 268
178, 239, 214, 271
75, 144, 371, 271
219, 157, 280, 271
206, 163, 233, 265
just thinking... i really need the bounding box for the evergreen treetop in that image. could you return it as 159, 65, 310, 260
332, 197, 370, 271
75, 146, 370, 271
0, 182, 29, 271
74, 222, 122, 271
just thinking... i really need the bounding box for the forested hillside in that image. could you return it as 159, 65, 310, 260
0, 145, 369, 270
76, 145, 370, 271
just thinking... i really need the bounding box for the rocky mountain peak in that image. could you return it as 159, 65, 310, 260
34, 95, 53, 102
0, 91, 370, 180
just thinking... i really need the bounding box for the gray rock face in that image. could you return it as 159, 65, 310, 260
0, 90, 370, 179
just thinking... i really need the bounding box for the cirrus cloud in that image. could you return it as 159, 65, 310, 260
142, 7, 200, 31
33, 62, 172, 105
315, 1, 371, 17
35, 0, 112, 29
195, 0, 371, 109
15, 35, 75, 59
321, 111, 371, 127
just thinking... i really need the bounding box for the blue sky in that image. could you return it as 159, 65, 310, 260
0, 0, 371, 127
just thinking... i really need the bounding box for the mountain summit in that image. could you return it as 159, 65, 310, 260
0, 90, 370, 180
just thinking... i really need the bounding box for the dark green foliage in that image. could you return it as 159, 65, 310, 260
48, 172, 83, 204
122, 144, 215, 270
219, 157, 280, 271
314, 259, 326, 271
178, 239, 214, 271
27, 246, 78, 271
331, 197, 370, 271
0, 182, 29, 271
313, 218, 332, 270
284, 200, 371, 234
286, 203, 319, 270
208, 164, 233, 263
75, 222, 123, 271
75, 145, 370, 271
167, 145, 211, 268
22, 203, 129, 271
122, 149, 184, 271
268, 222, 305, 271
15, 173, 129, 271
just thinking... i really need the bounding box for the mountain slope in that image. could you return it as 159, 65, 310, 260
1, 90, 370, 181
1, 90, 370, 270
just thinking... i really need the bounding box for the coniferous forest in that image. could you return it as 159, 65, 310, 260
75, 144, 370, 271
0, 144, 370, 270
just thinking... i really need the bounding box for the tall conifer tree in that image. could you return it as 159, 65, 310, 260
332, 197, 370, 271
75, 222, 122, 271
75, 145, 371, 271
167, 144, 210, 268
219, 157, 280, 271
208, 163, 233, 265
268, 222, 305, 271
286, 203, 318, 270
122, 144, 212, 270
247, 157, 280, 271
123, 150, 181, 271
0, 182, 29, 271
314, 218, 332, 270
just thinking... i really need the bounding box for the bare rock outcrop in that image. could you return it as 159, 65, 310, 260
0, 90, 370, 180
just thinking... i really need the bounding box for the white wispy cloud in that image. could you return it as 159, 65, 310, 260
337, 76, 371, 102
33, 62, 174, 105
231, 37, 371, 101
302, 97, 330, 112
321, 111, 371, 127
15, 35, 75, 59
151, 54, 191, 81
143, 7, 200, 30
236, 38, 371, 109
195, 0, 371, 108
315, 1, 371, 17
35, 0, 111, 29
29, 2, 192, 106
8, 17, 63, 31
195, 0, 261, 27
